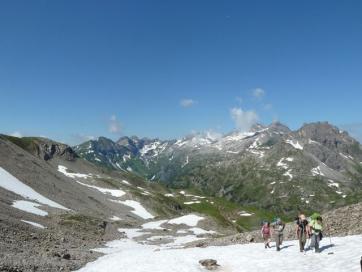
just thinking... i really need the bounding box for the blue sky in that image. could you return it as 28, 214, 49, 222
0, 0, 361, 144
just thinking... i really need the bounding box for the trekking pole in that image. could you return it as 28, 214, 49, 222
327, 221, 333, 245
304, 236, 310, 254
326, 219, 334, 255
306, 234, 311, 249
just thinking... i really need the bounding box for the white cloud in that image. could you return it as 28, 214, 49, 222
180, 99, 197, 108
252, 88, 265, 99
205, 130, 223, 140
230, 107, 259, 132
109, 115, 122, 134
10, 131, 22, 138
189, 129, 223, 141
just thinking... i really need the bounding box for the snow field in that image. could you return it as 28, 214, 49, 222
78, 229, 362, 272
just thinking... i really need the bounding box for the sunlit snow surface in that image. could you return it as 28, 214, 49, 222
58, 165, 91, 179
142, 220, 168, 230
76, 180, 126, 197
168, 214, 204, 227
58, 165, 126, 197
110, 199, 154, 219
78, 233, 362, 272
12, 200, 48, 216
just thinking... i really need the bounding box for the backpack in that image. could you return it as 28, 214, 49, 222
310, 219, 323, 236
296, 219, 308, 233
311, 212, 322, 221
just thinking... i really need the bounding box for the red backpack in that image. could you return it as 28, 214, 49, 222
262, 225, 270, 235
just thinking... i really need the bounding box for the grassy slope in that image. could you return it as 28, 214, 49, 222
2, 135, 40, 154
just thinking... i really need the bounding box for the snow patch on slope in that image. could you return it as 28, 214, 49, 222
164, 193, 174, 197
277, 158, 288, 169
181, 156, 189, 168
189, 227, 216, 235
58, 165, 90, 179
111, 200, 154, 219
142, 220, 168, 230
248, 149, 265, 158
339, 153, 354, 160
123, 154, 131, 162
0, 167, 69, 211
328, 180, 339, 188
76, 181, 126, 197
21, 220, 46, 229
224, 131, 255, 142
12, 200, 48, 216
110, 216, 122, 221
239, 211, 253, 216
168, 214, 204, 227
286, 140, 303, 150
311, 166, 325, 176
283, 169, 293, 180
184, 201, 201, 205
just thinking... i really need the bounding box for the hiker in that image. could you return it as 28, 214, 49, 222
272, 218, 285, 251
295, 214, 310, 252
309, 213, 323, 253
261, 221, 272, 248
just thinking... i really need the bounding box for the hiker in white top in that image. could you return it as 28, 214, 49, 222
271, 218, 285, 251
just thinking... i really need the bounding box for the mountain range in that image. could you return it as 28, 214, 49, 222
74, 121, 362, 216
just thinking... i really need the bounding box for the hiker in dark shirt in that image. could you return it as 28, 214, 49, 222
295, 214, 310, 252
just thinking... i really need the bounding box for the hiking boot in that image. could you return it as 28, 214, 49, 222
265, 245, 267, 249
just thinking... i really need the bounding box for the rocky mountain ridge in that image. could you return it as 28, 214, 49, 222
74, 121, 362, 217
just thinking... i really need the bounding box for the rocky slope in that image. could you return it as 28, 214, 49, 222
0, 135, 214, 271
